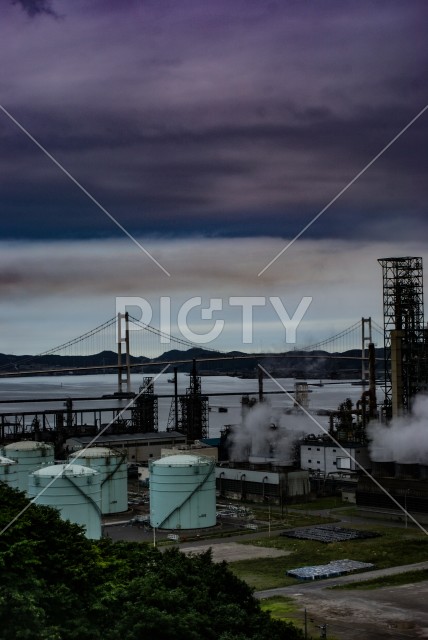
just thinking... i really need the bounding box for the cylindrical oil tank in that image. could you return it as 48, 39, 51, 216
0, 456, 18, 487
68, 447, 127, 514
150, 454, 216, 530
3, 441, 55, 493
28, 464, 101, 539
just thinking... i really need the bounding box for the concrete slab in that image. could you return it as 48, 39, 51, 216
181, 542, 292, 563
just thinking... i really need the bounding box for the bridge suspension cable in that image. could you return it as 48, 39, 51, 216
127, 314, 222, 353
371, 319, 386, 342
300, 321, 362, 352
0, 315, 386, 376
38, 317, 118, 356
0, 314, 224, 374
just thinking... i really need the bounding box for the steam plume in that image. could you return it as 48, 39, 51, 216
368, 394, 428, 464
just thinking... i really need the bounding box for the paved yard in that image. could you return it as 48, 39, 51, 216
180, 542, 292, 563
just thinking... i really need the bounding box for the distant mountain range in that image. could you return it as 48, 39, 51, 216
0, 347, 385, 379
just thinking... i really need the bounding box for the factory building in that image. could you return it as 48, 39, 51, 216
300, 436, 370, 475
66, 431, 186, 464
216, 465, 310, 504
161, 440, 218, 461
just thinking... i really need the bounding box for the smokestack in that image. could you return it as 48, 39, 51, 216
258, 367, 264, 403
368, 342, 377, 418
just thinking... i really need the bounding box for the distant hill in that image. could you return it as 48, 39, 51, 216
0, 347, 384, 379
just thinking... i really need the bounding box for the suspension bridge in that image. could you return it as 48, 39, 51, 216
0, 315, 385, 446
0, 315, 385, 379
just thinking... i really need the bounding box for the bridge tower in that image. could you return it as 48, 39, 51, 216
117, 312, 131, 394
361, 317, 372, 385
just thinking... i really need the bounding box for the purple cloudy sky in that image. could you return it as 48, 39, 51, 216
1, 0, 428, 353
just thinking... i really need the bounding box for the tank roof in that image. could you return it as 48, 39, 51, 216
70, 447, 114, 458
0, 456, 17, 465
32, 464, 99, 478
4, 440, 54, 451
155, 454, 211, 466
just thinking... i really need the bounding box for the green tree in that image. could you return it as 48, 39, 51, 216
0, 484, 303, 640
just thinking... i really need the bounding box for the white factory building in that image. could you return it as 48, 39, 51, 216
300, 437, 370, 475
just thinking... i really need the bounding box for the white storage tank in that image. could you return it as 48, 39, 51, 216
3, 441, 55, 493
149, 454, 216, 530
29, 463, 102, 540
0, 456, 18, 488
68, 447, 127, 514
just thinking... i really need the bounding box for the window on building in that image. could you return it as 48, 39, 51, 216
308, 459, 312, 463
317, 447, 320, 451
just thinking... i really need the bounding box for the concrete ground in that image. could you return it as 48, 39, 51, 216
180, 541, 291, 563
288, 581, 428, 639
256, 562, 428, 640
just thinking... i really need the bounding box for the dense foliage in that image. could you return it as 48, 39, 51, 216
0, 484, 303, 640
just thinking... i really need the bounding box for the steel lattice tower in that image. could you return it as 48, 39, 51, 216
178, 362, 209, 442
378, 257, 427, 417
131, 376, 158, 432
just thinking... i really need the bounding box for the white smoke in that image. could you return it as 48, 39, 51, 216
368, 394, 428, 464
229, 401, 319, 463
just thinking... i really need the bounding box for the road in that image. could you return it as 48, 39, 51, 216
255, 559, 428, 597
256, 561, 428, 640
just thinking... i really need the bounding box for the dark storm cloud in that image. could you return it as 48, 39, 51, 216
12, 0, 57, 18
1, 0, 428, 240
2, 102, 427, 239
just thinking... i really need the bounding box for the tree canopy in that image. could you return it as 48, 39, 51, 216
0, 483, 302, 639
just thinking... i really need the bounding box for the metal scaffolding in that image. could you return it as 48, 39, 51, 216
170, 362, 208, 442
131, 376, 158, 432
178, 376, 209, 442
378, 257, 427, 417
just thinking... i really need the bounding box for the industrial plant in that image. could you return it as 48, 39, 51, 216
1, 256, 428, 538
